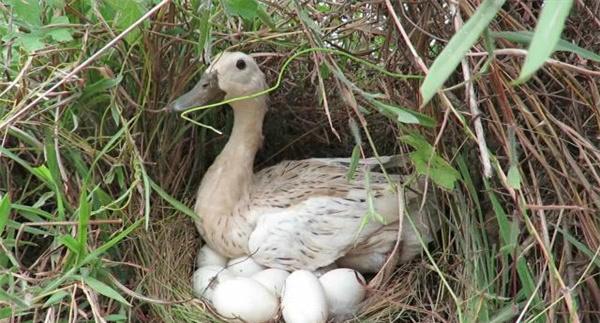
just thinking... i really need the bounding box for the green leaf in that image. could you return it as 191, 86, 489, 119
102, 0, 145, 44
316, 3, 331, 13
106, 314, 128, 322
507, 165, 521, 190
77, 187, 91, 262
222, 0, 258, 20
47, 0, 65, 9
78, 276, 130, 306
484, 178, 541, 313
295, 4, 320, 34
367, 190, 385, 224
346, 144, 361, 181
492, 31, 600, 62
80, 75, 123, 103
43, 290, 70, 307
44, 139, 62, 190
0, 288, 29, 308
40, 219, 143, 294
516, 0, 574, 83
58, 235, 81, 254
0, 194, 10, 236
371, 100, 436, 127
0, 147, 46, 184
31, 165, 55, 186
420, 0, 507, 104
47, 16, 74, 42
194, 1, 212, 56
7, 0, 41, 26
319, 63, 330, 80
0, 307, 12, 319
400, 133, 460, 190
31, 164, 65, 219
255, 5, 276, 30
16, 33, 45, 52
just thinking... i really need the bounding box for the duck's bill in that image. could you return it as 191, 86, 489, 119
166, 71, 226, 112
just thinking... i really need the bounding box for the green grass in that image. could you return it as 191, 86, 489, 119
1, 0, 600, 322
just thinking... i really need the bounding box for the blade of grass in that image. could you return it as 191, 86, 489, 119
370, 99, 436, 127
148, 178, 197, 220
76, 186, 90, 264
484, 177, 544, 320
42, 290, 70, 307
36, 219, 143, 298
0, 288, 29, 308
0, 194, 10, 235
515, 0, 574, 83
420, 0, 507, 104
492, 31, 600, 62
75, 275, 130, 306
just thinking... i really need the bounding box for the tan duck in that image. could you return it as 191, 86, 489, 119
167, 52, 438, 273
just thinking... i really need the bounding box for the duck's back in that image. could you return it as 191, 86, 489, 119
243, 158, 437, 272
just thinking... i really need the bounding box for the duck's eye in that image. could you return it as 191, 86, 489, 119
202, 83, 209, 88
236, 59, 246, 70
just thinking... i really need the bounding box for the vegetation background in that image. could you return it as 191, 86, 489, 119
1, 0, 599, 322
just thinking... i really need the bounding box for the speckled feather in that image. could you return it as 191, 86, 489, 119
244, 158, 435, 271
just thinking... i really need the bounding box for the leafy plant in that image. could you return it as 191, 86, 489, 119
400, 133, 461, 190
2, 0, 74, 52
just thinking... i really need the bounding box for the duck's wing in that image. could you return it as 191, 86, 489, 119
248, 195, 385, 271
246, 159, 424, 271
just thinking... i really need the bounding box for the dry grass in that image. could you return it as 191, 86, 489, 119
1, 0, 599, 322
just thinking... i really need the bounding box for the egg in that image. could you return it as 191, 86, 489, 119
281, 270, 328, 323
227, 256, 265, 277
196, 245, 228, 267
319, 268, 366, 319
212, 277, 279, 323
192, 265, 234, 301
251, 268, 290, 296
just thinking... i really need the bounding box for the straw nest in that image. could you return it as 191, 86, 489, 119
2, 0, 599, 322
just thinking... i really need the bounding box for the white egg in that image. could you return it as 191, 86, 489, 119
281, 270, 328, 323
319, 268, 366, 319
251, 268, 290, 296
192, 265, 234, 301
196, 245, 228, 267
227, 256, 265, 277
212, 277, 279, 323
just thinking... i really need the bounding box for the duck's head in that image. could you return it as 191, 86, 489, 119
167, 52, 267, 112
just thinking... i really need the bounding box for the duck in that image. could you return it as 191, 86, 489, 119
167, 52, 438, 273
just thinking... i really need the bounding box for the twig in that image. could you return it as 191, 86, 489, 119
79, 283, 108, 323
384, 0, 429, 74
0, 55, 33, 98
453, 3, 493, 178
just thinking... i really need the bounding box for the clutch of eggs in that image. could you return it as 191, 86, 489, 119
192, 245, 367, 323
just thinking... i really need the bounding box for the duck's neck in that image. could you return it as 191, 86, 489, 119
195, 97, 267, 222
219, 98, 267, 173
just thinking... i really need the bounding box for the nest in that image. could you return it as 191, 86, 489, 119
1, 0, 599, 322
